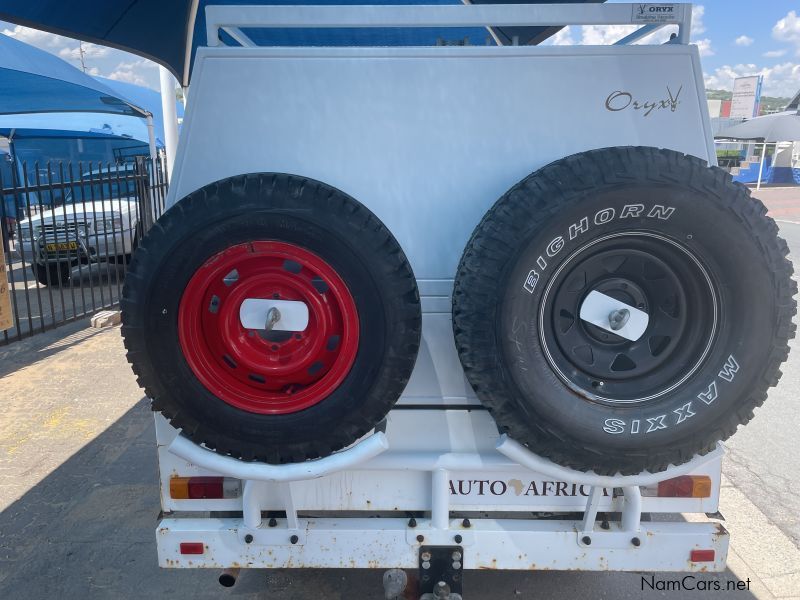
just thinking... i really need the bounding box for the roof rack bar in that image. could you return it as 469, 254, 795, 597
614, 23, 663, 45
205, 3, 692, 47
221, 26, 257, 47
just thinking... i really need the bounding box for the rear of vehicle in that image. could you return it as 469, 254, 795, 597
135, 4, 781, 593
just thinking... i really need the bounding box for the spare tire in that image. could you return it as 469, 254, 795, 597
122, 173, 421, 463
453, 147, 796, 475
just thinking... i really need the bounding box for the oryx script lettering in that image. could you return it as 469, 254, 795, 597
605, 85, 682, 116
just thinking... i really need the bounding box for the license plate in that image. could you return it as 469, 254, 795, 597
45, 241, 78, 252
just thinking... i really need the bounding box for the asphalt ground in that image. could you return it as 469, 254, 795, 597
0, 186, 798, 599
725, 190, 800, 550
758, 186, 800, 224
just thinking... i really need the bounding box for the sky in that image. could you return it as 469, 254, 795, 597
545, 0, 800, 98
1, 1, 799, 98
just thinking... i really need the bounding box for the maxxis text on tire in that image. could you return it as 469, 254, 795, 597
453, 147, 796, 475
121, 173, 421, 463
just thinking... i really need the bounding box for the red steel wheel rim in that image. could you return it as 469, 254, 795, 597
178, 241, 360, 414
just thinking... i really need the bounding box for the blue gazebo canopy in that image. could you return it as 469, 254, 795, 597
0, 111, 163, 145
95, 77, 185, 143
0, 127, 137, 140
0, 32, 144, 117
0, 0, 602, 87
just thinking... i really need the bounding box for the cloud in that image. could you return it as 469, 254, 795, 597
704, 62, 800, 97
773, 10, 800, 55
2, 24, 65, 48
764, 49, 788, 58
579, 24, 638, 45
691, 5, 707, 36
547, 26, 575, 46
1, 22, 161, 90
735, 35, 754, 47
58, 43, 109, 61
107, 59, 157, 88
2, 25, 110, 70
694, 38, 714, 57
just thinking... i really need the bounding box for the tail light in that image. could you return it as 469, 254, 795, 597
657, 475, 712, 498
170, 476, 240, 499
690, 549, 716, 562
180, 542, 205, 555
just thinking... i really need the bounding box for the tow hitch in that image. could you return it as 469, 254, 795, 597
419, 546, 463, 600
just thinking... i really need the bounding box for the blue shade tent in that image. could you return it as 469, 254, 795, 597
1, 129, 152, 167
0, 112, 159, 146
0, 32, 144, 117
0, 127, 142, 141
0, 0, 602, 87
94, 77, 185, 143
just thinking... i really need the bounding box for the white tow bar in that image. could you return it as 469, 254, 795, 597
579, 290, 649, 342
239, 299, 309, 332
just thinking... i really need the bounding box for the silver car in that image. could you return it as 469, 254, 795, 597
15, 167, 144, 286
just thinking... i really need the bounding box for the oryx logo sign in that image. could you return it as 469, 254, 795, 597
640, 4, 674, 14
632, 3, 677, 23
605, 85, 683, 117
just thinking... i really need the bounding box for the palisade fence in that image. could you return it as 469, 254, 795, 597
0, 157, 168, 346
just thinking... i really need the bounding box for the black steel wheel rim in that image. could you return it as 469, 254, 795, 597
538, 232, 718, 404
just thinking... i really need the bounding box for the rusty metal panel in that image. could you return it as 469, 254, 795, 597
156, 517, 729, 572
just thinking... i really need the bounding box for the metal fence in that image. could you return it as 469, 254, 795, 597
0, 157, 168, 346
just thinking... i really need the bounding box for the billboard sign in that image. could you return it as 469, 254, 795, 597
730, 75, 763, 119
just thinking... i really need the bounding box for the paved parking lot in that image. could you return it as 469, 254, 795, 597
0, 186, 798, 599
760, 186, 800, 223
1, 258, 123, 344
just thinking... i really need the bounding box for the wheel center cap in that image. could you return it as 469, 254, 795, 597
608, 308, 630, 331
579, 290, 649, 342
239, 298, 309, 332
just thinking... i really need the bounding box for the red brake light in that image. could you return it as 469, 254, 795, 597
188, 476, 224, 499
657, 475, 712, 498
180, 542, 205, 555
690, 549, 715, 562
170, 476, 239, 499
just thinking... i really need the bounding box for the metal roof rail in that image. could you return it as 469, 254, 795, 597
205, 3, 693, 48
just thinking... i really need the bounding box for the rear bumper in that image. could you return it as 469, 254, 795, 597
157, 516, 729, 571
155, 411, 729, 573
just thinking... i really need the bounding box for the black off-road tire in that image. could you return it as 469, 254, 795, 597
453, 147, 796, 475
121, 173, 421, 463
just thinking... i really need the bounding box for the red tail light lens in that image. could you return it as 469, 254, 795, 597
180, 542, 205, 555
690, 549, 715, 562
188, 476, 223, 499
170, 476, 240, 499
657, 475, 712, 498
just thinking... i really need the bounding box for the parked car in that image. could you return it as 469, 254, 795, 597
15, 166, 143, 286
